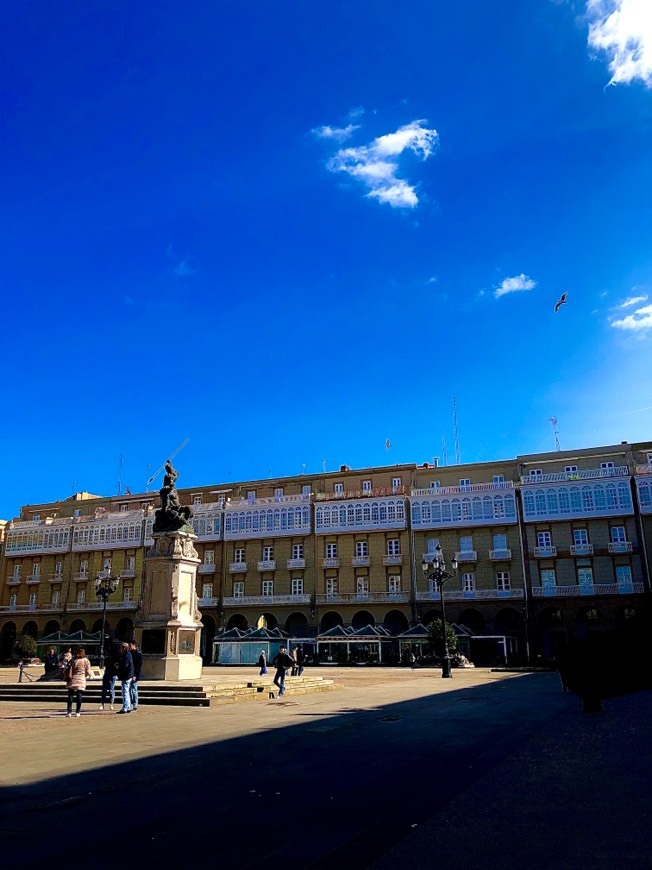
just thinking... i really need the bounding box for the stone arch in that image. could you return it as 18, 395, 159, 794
22, 621, 39, 639
1, 622, 17, 659
91, 618, 110, 634
383, 609, 409, 635
258, 612, 278, 630
576, 606, 603, 638
227, 613, 249, 631
539, 607, 563, 627
615, 605, 637, 626
494, 608, 523, 634
69, 619, 86, 633
44, 620, 61, 636
116, 618, 134, 641
285, 612, 309, 637
201, 614, 217, 662
457, 609, 485, 634
351, 610, 375, 629
319, 611, 343, 632
420, 608, 443, 626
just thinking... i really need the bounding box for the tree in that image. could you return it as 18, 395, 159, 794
13, 633, 37, 659
427, 619, 458, 658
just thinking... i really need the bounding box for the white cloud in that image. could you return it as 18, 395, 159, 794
324, 119, 439, 209
494, 274, 537, 299
618, 294, 649, 308
587, 0, 652, 87
611, 303, 652, 331
312, 123, 360, 143
174, 260, 195, 277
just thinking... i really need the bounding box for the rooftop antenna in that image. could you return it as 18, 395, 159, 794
442, 434, 447, 467
117, 453, 123, 496
146, 437, 190, 489
453, 395, 461, 464
549, 417, 561, 452
322, 459, 327, 473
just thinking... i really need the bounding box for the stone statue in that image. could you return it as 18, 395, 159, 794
152, 459, 194, 534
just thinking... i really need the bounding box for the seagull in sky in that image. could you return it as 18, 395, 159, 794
554, 292, 569, 313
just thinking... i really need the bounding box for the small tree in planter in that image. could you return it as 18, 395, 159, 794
13, 634, 37, 660
427, 619, 458, 660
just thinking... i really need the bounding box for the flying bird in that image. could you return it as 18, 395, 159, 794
554, 292, 569, 313
385, 439, 391, 450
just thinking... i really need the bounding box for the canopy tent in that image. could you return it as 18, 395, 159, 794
213, 625, 295, 665
37, 630, 102, 648
316, 623, 396, 664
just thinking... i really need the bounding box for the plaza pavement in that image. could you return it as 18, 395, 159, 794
0, 666, 649, 868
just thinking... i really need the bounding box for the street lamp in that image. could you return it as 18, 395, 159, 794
422, 544, 458, 678
94, 572, 119, 668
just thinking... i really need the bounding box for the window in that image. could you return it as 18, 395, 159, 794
326, 543, 337, 559
77, 587, 86, 605
496, 571, 511, 591
426, 538, 439, 553
355, 541, 368, 557
262, 580, 274, 596
356, 577, 369, 596
202, 583, 213, 599
541, 568, 556, 588
565, 465, 578, 474
492, 475, 505, 484
73, 509, 81, 518
79, 560, 88, 576
32, 515, 40, 521
326, 577, 338, 596
459, 535, 473, 552
392, 477, 402, 491
103, 557, 112, 573
529, 469, 543, 477
461, 573, 475, 593
123, 586, 134, 602
55, 561, 63, 576
13, 565, 21, 579
429, 480, 441, 489
291, 578, 304, 596
616, 566, 633, 587
234, 548, 245, 563
388, 575, 401, 593
578, 567, 594, 587
29, 591, 37, 607
247, 490, 256, 503
32, 563, 41, 577
193, 494, 203, 506
233, 581, 244, 597
334, 483, 344, 494
126, 556, 135, 572
262, 546, 273, 561
120, 504, 129, 512
292, 544, 304, 560
537, 531, 552, 547
274, 487, 284, 499
9, 593, 17, 608
51, 589, 60, 606
204, 549, 215, 565
387, 539, 400, 556
459, 478, 471, 488
600, 462, 614, 470
493, 533, 507, 550
302, 484, 311, 495
362, 480, 372, 492
611, 526, 627, 543
573, 529, 589, 546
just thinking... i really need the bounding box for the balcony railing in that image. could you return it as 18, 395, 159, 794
229, 562, 247, 573
75, 572, 90, 581
489, 549, 512, 560
257, 560, 277, 572
455, 551, 477, 563
411, 481, 514, 496
316, 591, 409, 604
6, 578, 21, 586
532, 583, 644, 597
222, 593, 311, 607
198, 564, 216, 574
199, 596, 219, 606
351, 556, 371, 567
533, 546, 557, 558
66, 600, 137, 611
570, 544, 594, 556
0, 604, 37, 612
635, 464, 652, 475
120, 569, 136, 579
226, 493, 311, 508
322, 558, 340, 568
608, 541, 633, 553
383, 555, 403, 566
287, 558, 306, 569
26, 575, 42, 584
416, 588, 524, 601
521, 466, 628, 485
316, 486, 406, 501
48, 574, 64, 583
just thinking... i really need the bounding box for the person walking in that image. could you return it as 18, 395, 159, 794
129, 641, 143, 711
65, 647, 92, 717
258, 650, 267, 676
271, 645, 294, 698
116, 642, 134, 714
99, 640, 119, 711
290, 647, 298, 677
296, 646, 305, 677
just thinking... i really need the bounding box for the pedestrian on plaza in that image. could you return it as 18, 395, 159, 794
290, 647, 298, 677
65, 647, 92, 717
296, 646, 305, 677
258, 650, 267, 676
100, 639, 119, 711
271, 645, 294, 698
44, 647, 59, 674
410, 652, 417, 670
116, 642, 134, 714
129, 641, 143, 711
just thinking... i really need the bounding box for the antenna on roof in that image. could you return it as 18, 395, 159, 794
117, 453, 123, 496
442, 434, 447, 467
146, 437, 190, 488
322, 459, 327, 473
549, 417, 561, 452
453, 395, 461, 464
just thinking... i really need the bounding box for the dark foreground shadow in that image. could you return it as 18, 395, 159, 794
0, 673, 569, 869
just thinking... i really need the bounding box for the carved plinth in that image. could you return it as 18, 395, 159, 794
135, 531, 203, 681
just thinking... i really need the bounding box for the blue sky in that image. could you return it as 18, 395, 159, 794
1, 0, 651, 517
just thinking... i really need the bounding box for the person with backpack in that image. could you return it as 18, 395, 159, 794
271, 645, 294, 698
65, 647, 92, 717
116, 642, 134, 714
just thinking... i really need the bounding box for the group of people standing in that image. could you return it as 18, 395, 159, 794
258, 645, 306, 698
60, 639, 142, 717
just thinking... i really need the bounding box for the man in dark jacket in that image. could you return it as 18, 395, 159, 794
117, 642, 134, 714
129, 641, 143, 711
271, 645, 294, 698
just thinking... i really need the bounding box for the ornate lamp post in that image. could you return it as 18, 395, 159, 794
422, 544, 458, 678
94, 572, 119, 668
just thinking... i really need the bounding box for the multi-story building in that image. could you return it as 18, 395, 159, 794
0, 441, 650, 663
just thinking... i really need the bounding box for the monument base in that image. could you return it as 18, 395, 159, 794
141, 653, 203, 681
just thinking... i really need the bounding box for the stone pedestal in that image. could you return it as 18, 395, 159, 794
135, 531, 203, 681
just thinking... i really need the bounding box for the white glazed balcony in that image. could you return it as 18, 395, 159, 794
532, 583, 644, 597
198, 564, 216, 574
489, 549, 512, 560
533, 546, 557, 558
257, 560, 277, 572
351, 556, 371, 567
520, 466, 628, 485
287, 558, 306, 569
570, 544, 594, 556
322, 558, 340, 568
454, 551, 477, 563
383, 555, 403, 566
229, 562, 247, 573
608, 541, 633, 553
